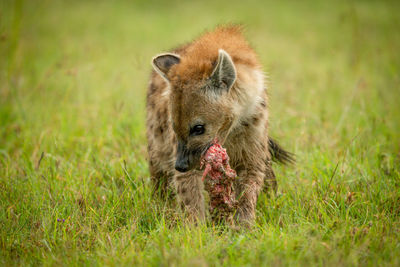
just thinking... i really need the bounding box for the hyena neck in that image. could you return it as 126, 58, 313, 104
229, 65, 267, 132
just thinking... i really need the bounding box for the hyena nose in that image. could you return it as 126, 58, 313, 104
175, 160, 189, 172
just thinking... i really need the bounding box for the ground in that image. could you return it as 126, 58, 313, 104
1, 0, 400, 265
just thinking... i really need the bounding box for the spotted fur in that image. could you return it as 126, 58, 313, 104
146, 26, 290, 225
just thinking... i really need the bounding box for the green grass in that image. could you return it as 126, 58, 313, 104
1, 0, 400, 265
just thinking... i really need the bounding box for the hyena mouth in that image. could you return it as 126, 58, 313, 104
201, 141, 214, 157
191, 141, 214, 171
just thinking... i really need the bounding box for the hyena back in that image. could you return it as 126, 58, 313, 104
146, 26, 292, 224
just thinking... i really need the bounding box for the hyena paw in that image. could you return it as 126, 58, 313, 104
180, 201, 205, 223
234, 208, 255, 228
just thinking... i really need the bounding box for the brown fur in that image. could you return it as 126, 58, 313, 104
169, 26, 260, 82
146, 26, 280, 225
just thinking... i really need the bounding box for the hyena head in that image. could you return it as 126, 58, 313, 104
152, 49, 237, 172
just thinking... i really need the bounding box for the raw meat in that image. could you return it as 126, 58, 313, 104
200, 138, 238, 222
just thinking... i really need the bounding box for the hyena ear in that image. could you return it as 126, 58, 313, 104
152, 53, 180, 80
209, 49, 237, 92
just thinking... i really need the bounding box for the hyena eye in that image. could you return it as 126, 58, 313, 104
190, 125, 205, 136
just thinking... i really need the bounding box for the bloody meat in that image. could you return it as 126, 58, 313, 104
200, 138, 238, 222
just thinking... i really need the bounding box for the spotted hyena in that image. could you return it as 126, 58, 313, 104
146, 26, 292, 224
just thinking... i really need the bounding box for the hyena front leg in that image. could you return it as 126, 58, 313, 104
174, 170, 205, 222
235, 167, 265, 225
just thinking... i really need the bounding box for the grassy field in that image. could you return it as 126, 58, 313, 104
1, 0, 400, 265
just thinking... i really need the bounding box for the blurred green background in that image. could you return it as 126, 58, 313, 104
1, 0, 399, 265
